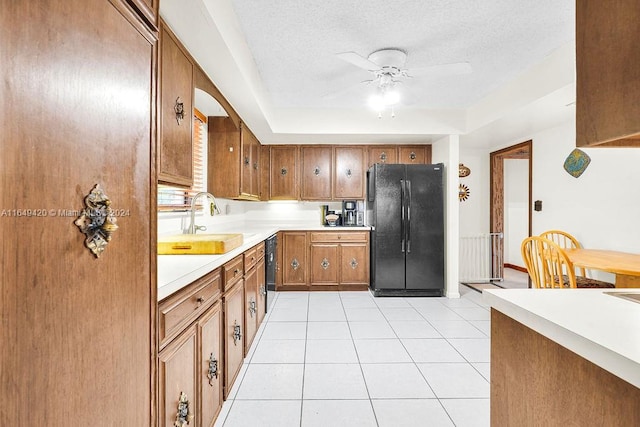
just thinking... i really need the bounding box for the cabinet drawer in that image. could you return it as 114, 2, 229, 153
223, 255, 244, 291
256, 241, 265, 260
159, 269, 221, 348
244, 246, 258, 272
310, 231, 369, 243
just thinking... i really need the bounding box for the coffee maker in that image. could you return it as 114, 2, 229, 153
342, 200, 357, 226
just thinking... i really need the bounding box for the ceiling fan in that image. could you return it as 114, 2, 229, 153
330, 48, 472, 115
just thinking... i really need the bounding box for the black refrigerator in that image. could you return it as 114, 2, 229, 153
366, 163, 445, 296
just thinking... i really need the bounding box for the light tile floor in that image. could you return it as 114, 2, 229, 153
215, 287, 490, 427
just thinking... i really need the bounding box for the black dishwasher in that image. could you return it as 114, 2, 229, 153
265, 234, 277, 312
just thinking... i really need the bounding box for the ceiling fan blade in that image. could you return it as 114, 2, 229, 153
408, 62, 473, 77
336, 51, 380, 71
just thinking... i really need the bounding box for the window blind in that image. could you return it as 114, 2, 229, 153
158, 108, 207, 211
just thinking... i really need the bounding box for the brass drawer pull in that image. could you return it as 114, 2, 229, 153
249, 299, 256, 317
281, 167, 288, 176
350, 258, 358, 269
233, 321, 242, 345
321, 258, 330, 270
291, 258, 300, 270
174, 391, 193, 427
207, 353, 218, 385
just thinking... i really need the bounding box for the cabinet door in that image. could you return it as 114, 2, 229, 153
223, 281, 245, 399
368, 146, 398, 168
251, 135, 261, 199
340, 243, 370, 286
282, 232, 308, 287
301, 146, 332, 200
244, 266, 258, 356
159, 23, 194, 187
577, 0, 640, 147
240, 123, 253, 197
334, 146, 365, 199
399, 146, 427, 164
159, 325, 197, 427
270, 146, 299, 199
256, 257, 267, 324
199, 301, 223, 427
310, 244, 339, 286
1, 3, 154, 425
208, 117, 241, 199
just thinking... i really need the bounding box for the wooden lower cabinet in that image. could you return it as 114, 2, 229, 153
256, 257, 267, 324
281, 231, 308, 289
278, 231, 370, 291
310, 244, 339, 286
222, 279, 245, 400
340, 243, 369, 286
159, 324, 198, 427
199, 301, 223, 427
243, 265, 259, 356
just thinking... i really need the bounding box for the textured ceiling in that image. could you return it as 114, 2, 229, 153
229, 0, 574, 109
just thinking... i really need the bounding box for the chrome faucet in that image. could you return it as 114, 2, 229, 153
187, 192, 221, 234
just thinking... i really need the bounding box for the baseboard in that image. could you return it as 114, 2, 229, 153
504, 263, 527, 273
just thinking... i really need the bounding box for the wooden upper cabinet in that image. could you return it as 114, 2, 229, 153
270, 146, 299, 200
208, 117, 241, 198
208, 120, 260, 200
301, 146, 332, 200
399, 146, 431, 164
334, 146, 365, 199
576, 0, 640, 147
368, 146, 398, 169
159, 22, 194, 187
126, 0, 158, 29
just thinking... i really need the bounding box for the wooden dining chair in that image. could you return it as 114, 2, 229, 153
539, 230, 615, 288
522, 236, 577, 288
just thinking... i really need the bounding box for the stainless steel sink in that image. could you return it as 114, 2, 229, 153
604, 292, 640, 304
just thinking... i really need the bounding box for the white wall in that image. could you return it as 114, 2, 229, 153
503, 159, 529, 267
463, 116, 640, 281
458, 148, 490, 236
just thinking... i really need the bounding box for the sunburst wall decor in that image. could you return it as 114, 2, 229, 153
459, 184, 470, 202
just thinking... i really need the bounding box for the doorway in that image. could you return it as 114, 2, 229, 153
490, 141, 532, 288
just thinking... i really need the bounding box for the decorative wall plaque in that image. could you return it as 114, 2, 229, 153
563, 148, 591, 178
458, 163, 471, 178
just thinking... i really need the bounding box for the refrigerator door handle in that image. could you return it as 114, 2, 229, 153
400, 179, 405, 253
406, 180, 412, 253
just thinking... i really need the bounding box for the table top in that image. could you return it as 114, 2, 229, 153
565, 248, 640, 276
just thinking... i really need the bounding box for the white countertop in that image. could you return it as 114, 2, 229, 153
157, 223, 371, 300
483, 289, 640, 388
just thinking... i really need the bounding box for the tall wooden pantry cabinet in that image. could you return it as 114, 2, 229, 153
1, 1, 156, 425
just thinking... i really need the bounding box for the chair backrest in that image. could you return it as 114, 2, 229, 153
521, 236, 577, 288
539, 230, 586, 276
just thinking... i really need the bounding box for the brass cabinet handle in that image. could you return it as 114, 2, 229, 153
314, 166, 320, 176
409, 151, 417, 160
174, 391, 193, 427
249, 299, 256, 318
346, 168, 352, 178
291, 258, 300, 270
233, 321, 242, 345
74, 184, 119, 258
259, 284, 266, 296
350, 258, 358, 269
321, 258, 330, 270
174, 97, 185, 125
380, 152, 387, 162
244, 156, 250, 166
234, 268, 240, 276
207, 353, 218, 385
281, 167, 288, 176
196, 297, 204, 306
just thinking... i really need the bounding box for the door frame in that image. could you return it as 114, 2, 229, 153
490, 140, 533, 273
